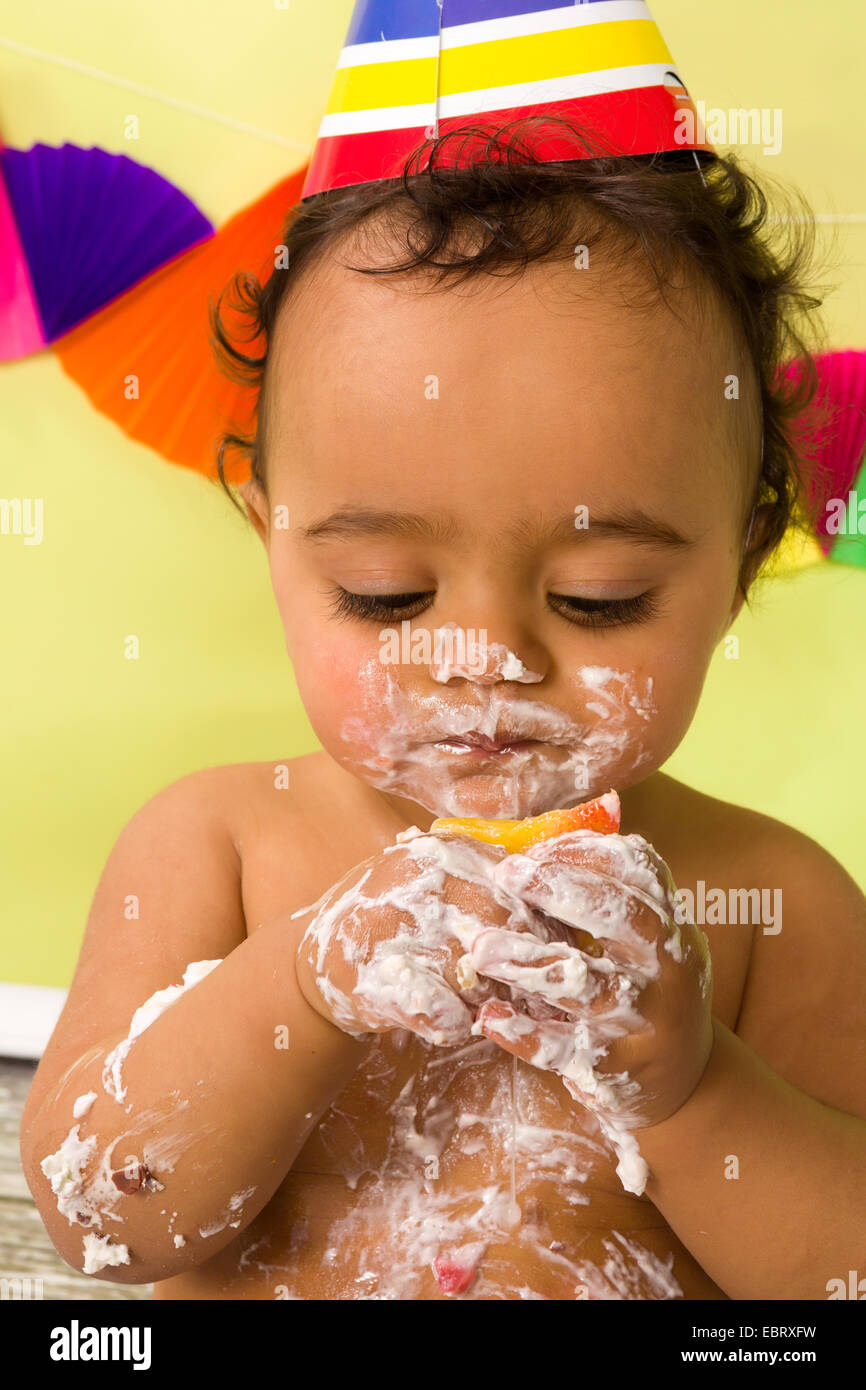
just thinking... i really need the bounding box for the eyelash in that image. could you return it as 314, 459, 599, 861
548, 592, 660, 627
326, 587, 660, 629
327, 589, 436, 622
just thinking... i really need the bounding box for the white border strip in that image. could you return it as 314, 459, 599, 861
440, 60, 676, 117
318, 100, 437, 138
0, 982, 67, 1060
338, 35, 441, 68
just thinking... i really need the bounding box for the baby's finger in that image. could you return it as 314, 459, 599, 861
472, 1001, 627, 1111
470, 999, 541, 1060
520, 831, 680, 922
472, 1000, 631, 1113
491, 854, 669, 975
354, 952, 474, 1046
469, 927, 629, 1015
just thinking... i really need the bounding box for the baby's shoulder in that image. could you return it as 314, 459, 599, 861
650, 775, 865, 1004
155, 752, 331, 845
161, 753, 371, 926
645, 773, 851, 889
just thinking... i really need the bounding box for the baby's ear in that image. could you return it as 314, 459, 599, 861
238, 477, 269, 546
728, 502, 777, 625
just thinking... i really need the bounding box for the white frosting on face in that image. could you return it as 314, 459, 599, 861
428, 625, 544, 685
338, 658, 655, 818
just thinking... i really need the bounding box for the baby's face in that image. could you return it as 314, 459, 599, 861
244, 233, 759, 822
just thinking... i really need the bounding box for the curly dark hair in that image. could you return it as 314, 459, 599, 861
209, 116, 834, 598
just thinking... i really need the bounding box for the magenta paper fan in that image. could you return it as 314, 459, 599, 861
0, 141, 214, 361
786, 349, 866, 569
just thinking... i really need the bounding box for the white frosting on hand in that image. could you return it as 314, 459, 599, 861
300, 822, 668, 1196
299, 836, 533, 1042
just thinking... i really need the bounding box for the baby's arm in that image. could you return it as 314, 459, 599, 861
637, 821, 866, 1299
19, 770, 368, 1284
459, 803, 866, 1296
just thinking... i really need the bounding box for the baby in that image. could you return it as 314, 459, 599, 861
21, 127, 866, 1300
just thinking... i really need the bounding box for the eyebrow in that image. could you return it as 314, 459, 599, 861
301, 507, 693, 550
302, 510, 460, 544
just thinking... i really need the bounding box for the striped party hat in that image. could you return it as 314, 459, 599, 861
302, 0, 713, 199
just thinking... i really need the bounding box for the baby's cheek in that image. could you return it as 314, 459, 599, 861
562, 664, 657, 789
564, 653, 706, 792
291, 631, 377, 752
621, 661, 707, 778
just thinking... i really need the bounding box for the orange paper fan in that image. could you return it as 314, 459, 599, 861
55, 166, 308, 482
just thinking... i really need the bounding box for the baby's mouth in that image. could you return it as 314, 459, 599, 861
432, 729, 550, 758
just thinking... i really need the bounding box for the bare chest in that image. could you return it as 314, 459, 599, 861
181, 778, 753, 1298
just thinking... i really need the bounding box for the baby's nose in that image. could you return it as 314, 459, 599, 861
429, 624, 544, 685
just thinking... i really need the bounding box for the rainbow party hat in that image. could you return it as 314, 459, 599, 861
302, 0, 713, 199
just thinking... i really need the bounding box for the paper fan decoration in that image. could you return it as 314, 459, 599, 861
806, 350, 866, 569
54, 167, 308, 480
0, 142, 214, 361
0, 131, 306, 477
0, 2, 863, 548
302, 0, 714, 199
780, 350, 866, 572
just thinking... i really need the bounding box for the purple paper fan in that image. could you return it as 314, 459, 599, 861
0, 143, 214, 342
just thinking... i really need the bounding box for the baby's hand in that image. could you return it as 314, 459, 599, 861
469, 830, 713, 1127
294, 830, 545, 1045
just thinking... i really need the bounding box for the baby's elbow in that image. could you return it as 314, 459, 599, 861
35, 1211, 175, 1287
20, 1136, 163, 1287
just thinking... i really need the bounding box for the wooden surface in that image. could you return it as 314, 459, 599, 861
0, 1057, 152, 1300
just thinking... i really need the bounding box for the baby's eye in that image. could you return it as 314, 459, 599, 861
548, 592, 660, 628
328, 587, 436, 622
